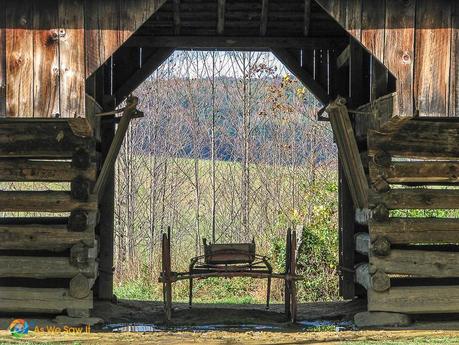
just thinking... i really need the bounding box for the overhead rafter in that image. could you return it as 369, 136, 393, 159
217, 0, 226, 35
113, 48, 174, 106
272, 48, 329, 105
260, 0, 269, 36
304, 0, 311, 36
126, 36, 346, 50
173, 0, 181, 35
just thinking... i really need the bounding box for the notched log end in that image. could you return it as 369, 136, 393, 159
371, 236, 391, 257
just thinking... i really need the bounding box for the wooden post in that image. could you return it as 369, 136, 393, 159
338, 161, 355, 299
96, 116, 115, 301
290, 230, 298, 323
284, 229, 291, 318
162, 229, 173, 321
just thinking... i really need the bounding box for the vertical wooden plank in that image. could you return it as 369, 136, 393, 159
316, 0, 347, 27
415, 0, 451, 117
59, 0, 85, 118
0, 0, 5, 116
84, 0, 100, 77
120, 0, 164, 42
384, 0, 415, 116
346, 0, 361, 41
451, 2, 459, 117
98, 0, 121, 76
85, 0, 121, 78
361, 0, 385, 62
87, 0, 166, 78
33, 0, 60, 117
5, 1, 33, 117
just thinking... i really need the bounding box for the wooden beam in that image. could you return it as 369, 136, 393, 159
0, 256, 96, 279
339, 162, 356, 299
126, 36, 346, 50
260, 0, 269, 36
368, 117, 459, 160
369, 160, 459, 185
369, 286, 459, 314
304, 0, 311, 36
217, 0, 226, 35
272, 48, 329, 105
371, 250, 459, 278
327, 98, 368, 208
0, 224, 94, 251
0, 287, 92, 314
0, 159, 96, 182
0, 191, 97, 212
173, 0, 181, 35
337, 45, 350, 69
369, 218, 459, 245
94, 98, 143, 196
97, 118, 115, 301
114, 48, 173, 106
369, 189, 459, 210
0, 119, 94, 158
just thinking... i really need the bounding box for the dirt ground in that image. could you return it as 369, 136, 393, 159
2, 300, 459, 344
2, 329, 459, 345
91, 299, 366, 326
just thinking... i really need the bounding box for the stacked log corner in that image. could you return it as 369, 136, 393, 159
364, 102, 459, 315
0, 118, 99, 317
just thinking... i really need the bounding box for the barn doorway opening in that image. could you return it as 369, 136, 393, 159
112, 50, 339, 307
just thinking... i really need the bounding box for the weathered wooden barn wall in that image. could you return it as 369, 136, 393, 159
316, 0, 458, 117
0, 0, 165, 118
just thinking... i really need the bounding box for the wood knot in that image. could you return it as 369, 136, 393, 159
401, 52, 411, 64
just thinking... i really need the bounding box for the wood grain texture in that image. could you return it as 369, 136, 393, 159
368, 117, 459, 159
0, 224, 94, 251
0, 256, 97, 278
59, 0, 85, 118
0, 159, 96, 182
6, 1, 33, 116
0, 119, 95, 158
369, 189, 459, 210
345, 0, 361, 40
369, 160, 459, 184
369, 218, 459, 245
33, 0, 60, 117
0, 287, 92, 313
414, 0, 452, 116
86, 0, 167, 77
451, 2, 459, 117
0, 0, 5, 116
384, 0, 415, 116
0, 191, 97, 212
370, 249, 459, 278
368, 286, 459, 313
361, 0, 385, 62
328, 100, 368, 208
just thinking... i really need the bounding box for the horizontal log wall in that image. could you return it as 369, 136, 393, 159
0, 0, 166, 118
0, 287, 92, 314
368, 286, 459, 314
0, 119, 99, 315
366, 109, 459, 315
316, 0, 457, 117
